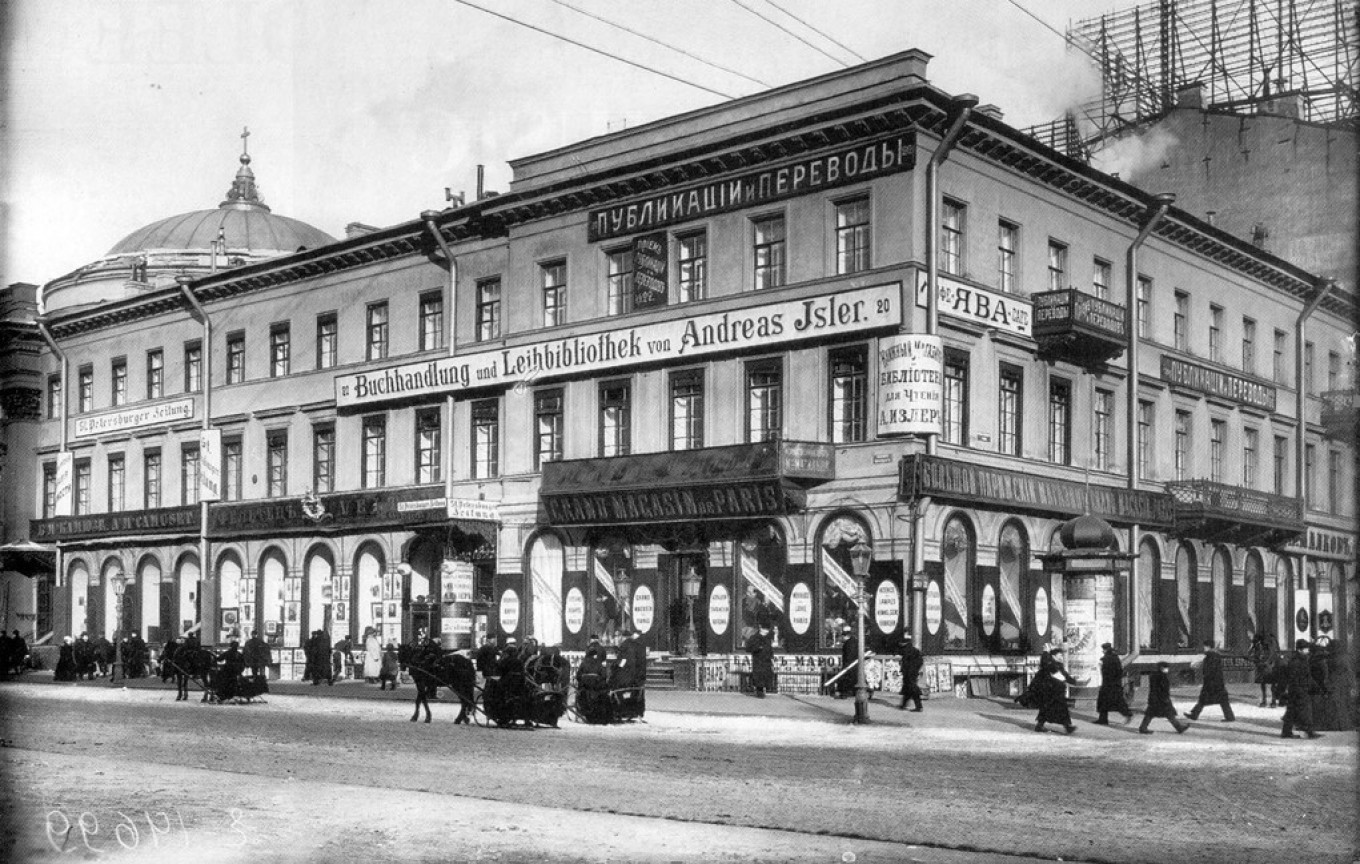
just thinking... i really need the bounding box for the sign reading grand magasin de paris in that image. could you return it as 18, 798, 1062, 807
336, 284, 901, 407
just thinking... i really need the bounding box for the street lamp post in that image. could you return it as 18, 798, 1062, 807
111, 572, 127, 684
681, 566, 701, 656
614, 568, 632, 638
850, 539, 873, 724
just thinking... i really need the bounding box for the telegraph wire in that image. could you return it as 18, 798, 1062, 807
761, 0, 866, 63
726, 0, 850, 67
1002, 0, 1102, 67
448, 0, 736, 99
546, 0, 772, 89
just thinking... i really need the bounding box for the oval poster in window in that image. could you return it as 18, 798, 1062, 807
564, 586, 585, 634
981, 584, 997, 635
709, 584, 730, 635
498, 589, 519, 634
789, 583, 813, 635
632, 585, 655, 633
1034, 586, 1050, 639
874, 581, 900, 632
925, 580, 943, 635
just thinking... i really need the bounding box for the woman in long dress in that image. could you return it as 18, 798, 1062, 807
362, 627, 382, 682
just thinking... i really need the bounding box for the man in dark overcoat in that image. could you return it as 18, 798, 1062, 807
611, 630, 648, 719
575, 636, 613, 724
1186, 641, 1235, 722
898, 634, 923, 712
1094, 643, 1134, 724
1033, 649, 1077, 734
1138, 661, 1188, 734
837, 625, 857, 699
127, 632, 147, 678
1281, 640, 1322, 739
745, 624, 776, 698
74, 633, 96, 680
313, 628, 333, 686
243, 630, 271, 689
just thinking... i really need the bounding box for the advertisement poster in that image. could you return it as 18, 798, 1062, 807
709, 585, 730, 636
876, 333, 944, 437
874, 581, 900, 633
199, 428, 222, 502
632, 585, 655, 633
788, 583, 813, 635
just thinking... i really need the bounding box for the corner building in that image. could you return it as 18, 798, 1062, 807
26, 50, 1355, 689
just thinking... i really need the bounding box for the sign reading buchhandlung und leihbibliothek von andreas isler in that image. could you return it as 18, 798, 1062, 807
335, 284, 902, 407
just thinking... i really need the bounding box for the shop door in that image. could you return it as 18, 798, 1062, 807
157, 581, 176, 642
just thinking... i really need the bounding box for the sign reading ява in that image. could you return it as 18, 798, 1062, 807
915, 272, 1032, 338
336, 284, 901, 407
74, 398, 195, 438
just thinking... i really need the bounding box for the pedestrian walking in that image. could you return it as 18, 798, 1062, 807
1281, 640, 1322, 739
898, 634, 923, 712
1094, 643, 1133, 725
1138, 661, 1189, 734
379, 641, 400, 690
1033, 648, 1077, 734
362, 627, 382, 683
1247, 632, 1276, 707
745, 624, 776, 698
74, 633, 97, 680
55, 636, 77, 682
836, 625, 857, 699
1186, 641, 1235, 722
313, 628, 334, 686
243, 630, 271, 690
331, 634, 353, 682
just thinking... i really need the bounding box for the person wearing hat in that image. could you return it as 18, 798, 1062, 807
745, 623, 776, 698
836, 625, 857, 699
1032, 647, 1078, 734
1138, 661, 1188, 734
1094, 643, 1133, 725
1281, 639, 1322, 739
1186, 641, 1235, 722
898, 633, 923, 712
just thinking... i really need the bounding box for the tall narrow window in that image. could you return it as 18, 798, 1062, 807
144, 450, 162, 509
77, 365, 93, 413
224, 438, 242, 501
1273, 329, 1287, 383
753, 215, 786, 290
42, 462, 57, 518
181, 444, 200, 506
746, 360, 782, 443
540, 261, 567, 327
835, 197, 871, 275
226, 332, 245, 384
312, 426, 335, 494
184, 340, 202, 393
829, 347, 867, 444
998, 365, 1023, 456
1173, 291, 1189, 351
941, 200, 965, 276
266, 430, 288, 498
1210, 418, 1226, 482
1241, 317, 1256, 373
111, 358, 128, 407
471, 400, 499, 479
362, 415, 386, 488
1136, 276, 1152, 338
1327, 351, 1341, 390
73, 459, 91, 515
1092, 258, 1111, 300
670, 369, 704, 451
1273, 435, 1288, 495
1094, 389, 1114, 471
270, 323, 290, 378
1305, 444, 1317, 508
1046, 240, 1067, 291
677, 232, 707, 303
1174, 411, 1191, 481
942, 352, 968, 446
996, 219, 1018, 293
316, 312, 338, 370
146, 349, 163, 400
1048, 378, 1071, 465
1304, 342, 1314, 392
534, 390, 564, 469
1138, 400, 1154, 480
416, 408, 442, 484
476, 279, 501, 341
419, 291, 444, 351
1209, 305, 1224, 363
107, 454, 125, 511
599, 380, 631, 457
1328, 450, 1342, 513
606, 247, 634, 316
1243, 427, 1259, 487
47, 374, 62, 419
366, 302, 389, 361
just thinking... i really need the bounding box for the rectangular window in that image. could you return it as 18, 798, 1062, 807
111, 358, 128, 407
533, 390, 564, 469
677, 232, 708, 302
835, 197, 871, 275
1273, 329, 1287, 383
1209, 305, 1224, 363
146, 349, 164, 400
599, 380, 631, 457
313, 426, 335, 494
416, 408, 442, 484
753, 215, 786, 290
226, 331, 245, 384
942, 352, 969, 447
316, 312, 338, 370
1092, 258, 1111, 301
1243, 427, 1259, 487
1046, 240, 1067, 292
471, 400, 499, 479
1136, 276, 1151, 338
1305, 444, 1317, 508
1138, 400, 1154, 481
998, 366, 1023, 457
1328, 450, 1342, 513
184, 341, 202, 393
829, 347, 867, 444
1327, 351, 1341, 390
1209, 418, 1226, 482
476, 279, 502, 341
77, 365, 93, 413
606, 247, 635, 316
746, 360, 782, 443
997, 220, 1018, 293
1173, 291, 1189, 351
181, 444, 200, 506
42, 462, 57, 519
1304, 342, 1314, 392
1241, 317, 1256, 374
224, 438, 242, 502
1273, 435, 1288, 495
366, 302, 389, 361
540, 262, 567, 328
670, 369, 705, 451
47, 374, 62, 419
144, 450, 162, 509
266, 430, 288, 498
419, 291, 445, 351
1048, 378, 1071, 465
73, 459, 91, 516
107, 454, 125, 512
362, 415, 386, 488
941, 200, 964, 276
270, 323, 290, 378
1174, 411, 1191, 481
1094, 389, 1114, 471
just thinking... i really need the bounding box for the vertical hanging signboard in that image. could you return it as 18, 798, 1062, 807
55, 452, 74, 516
876, 334, 944, 437
632, 232, 668, 309
199, 429, 222, 502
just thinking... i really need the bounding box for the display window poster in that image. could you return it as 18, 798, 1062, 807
283, 623, 302, 647
387, 601, 398, 619
335, 601, 348, 622
221, 608, 239, 628
340, 579, 351, 601
322, 582, 334, 602
265, 620, 278, 635
372, 602, 385, 621
285, 579, 302, 602
242, 580, 257, 603
285, 602, 300, 623
241, 604, 254, 627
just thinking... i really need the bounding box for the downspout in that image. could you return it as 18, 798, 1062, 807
1124, 192, 1173, 658
176, 276, 214, 644
422, 210, 460, 648
34, 317, 67, 635
917, 95, 974, 642
1294, 277, 1333, 644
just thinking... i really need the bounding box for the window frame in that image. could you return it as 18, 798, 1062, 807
366, 301, 390, 362
752, 213, 787, 290
312, 425, 335, 494
1174, 410, 1192, 481
180, 443, 200, 506
533, 389, 565, 470
107, 453, 125, 512
77, 364, 93, 414
47, 373, 62, 420
1173, 291, 1189, 352
1092, 258, 1112, 301
418, 290, 445, 352
1094, 388, 1114, 471
828, 346, 868, 445
1241, 317, 1256, 374
1136, 275, 1152, 338
1047, 377, 1072, 465
471, 399, 500, 479
942, 350, 969, 447
998, 364, 1024, 457
1209, 417, 1226, 482
834, 195, 871, 276
476, 278, 502, 342
269, 322, 291, 378
266, 429, 288, 498
676, 231, 708, 303
598, 379, 632, 457
224, 437, 243, 502
1208, 304, 1224, 364
605, 246, 635, 317
362, 414, 387, 489
1046, 240, 1068, 292
226, 330, 246, 384
316, 312, 338, 370
1242, 426, 1259, 488
144, 449, 162, 509
996, 219, 1018, 294
111, 357, 128, 407
541, 261, 567, 328
745, 357, 783, 443
669, 368, 705, 451
941, 199, 965, 276
415, 407, 442, 485
145, 349, 164, 400
184, 340, 202, 393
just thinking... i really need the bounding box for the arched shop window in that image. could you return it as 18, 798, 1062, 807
135, 554, 161, 642
591, 537, 630, 644
1173, 543, 1195, 650
1244, 551, 1267, 646
258, 548, 288, 646
1275, 558, 1293, 649
217, 552, 243, 641
305, 546, 334, 639
941, 515, 976, 650
174, 553, 199, 638
528, 533, 564, 647
743, 525, 790, 647
995, 522, 1028, 652
354, 544, 386, 644
101, 557, 125, 638
69, 559, 91, 638
1138, 538, 1159, 652
818, 515, 869, 650
1210, 546, 1230, 649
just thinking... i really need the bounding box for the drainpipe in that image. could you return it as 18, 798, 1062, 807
34, 317, 67, 635
1124, 193, 1173, 656
1294, 277, 1333, 643
176, 276, 215, 644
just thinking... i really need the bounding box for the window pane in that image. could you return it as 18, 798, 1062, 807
829, 348, 866, 444
317, 313, 338, 369
836, 198, 870, 275
477, 280, 502, 341
542, 263, 566, 327
677, 233, 707, 303
753, 216, 786, 290
600, 381, 631, 457
607, 249, 634, 316
671, 372, 704, 450
998, 367, 1022, 456
747, 364, 782, 442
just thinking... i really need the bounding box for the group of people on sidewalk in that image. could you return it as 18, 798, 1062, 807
0, 630, 29, 678
53, 631, 152, 682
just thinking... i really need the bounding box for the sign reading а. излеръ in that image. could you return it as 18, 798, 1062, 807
587, 132, 916, 243
74, 398, 194, 438
336, 284, 900, 407
1160, 355, 1277, 411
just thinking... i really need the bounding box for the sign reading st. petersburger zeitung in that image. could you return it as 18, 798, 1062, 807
74, 397, 194, 438
876, 333, 943, 437
336, 284, 901, 407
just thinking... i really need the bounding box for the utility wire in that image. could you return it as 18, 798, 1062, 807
726, 0, 849, 67
449, 0, 735, 99
761, 0, 866, 63
547, 0, 772, 89
1003, 0, 1102, 67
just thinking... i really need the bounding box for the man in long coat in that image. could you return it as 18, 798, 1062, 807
1094, 643, 1134, 724
1138, 661, 1188, 733
837, 626, 857, 699
1033, 649, 1077, 734
243, 630, 271, 689
1281, 640, 1322, 739
898, 634, 923, 712
1186, 641, 1235, 722
745, 624, 776, 698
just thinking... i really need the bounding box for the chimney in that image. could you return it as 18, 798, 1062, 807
1261, 94, 1302, 119
976, 104, 1004, 122
477, 164, 485, 201
1175, 83, 1204, 109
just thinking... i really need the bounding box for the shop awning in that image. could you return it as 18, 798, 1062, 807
0, 540, 56, 577
540, 440, 834, 526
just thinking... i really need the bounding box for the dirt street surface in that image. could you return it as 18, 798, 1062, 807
0, 680, 1354, 864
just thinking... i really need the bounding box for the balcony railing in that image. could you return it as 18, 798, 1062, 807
1166, 479, 1305, 546
1320, 388, 1358, 441
1031, 288, 1127, 367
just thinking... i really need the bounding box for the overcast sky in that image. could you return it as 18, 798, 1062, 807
2, 0, 1111, 289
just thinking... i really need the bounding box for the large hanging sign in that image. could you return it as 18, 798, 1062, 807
876, 334, 943, 437
54, 452, 74, 517
631, 585, 655, 633
74, 397, 194, 438
498, 589, 520, 634
709, 584, 731, 635
441, 560, 474, 603
633, 232, 668, 309
740, 555, 785, 613
874, 581, 901, 633
199, 428, 222, 502
915, 272, 1032, 337
789, 583, 813, 635
1160, 355, 1276, 411
564, 587, 586, 634
925, 580, 943, 635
